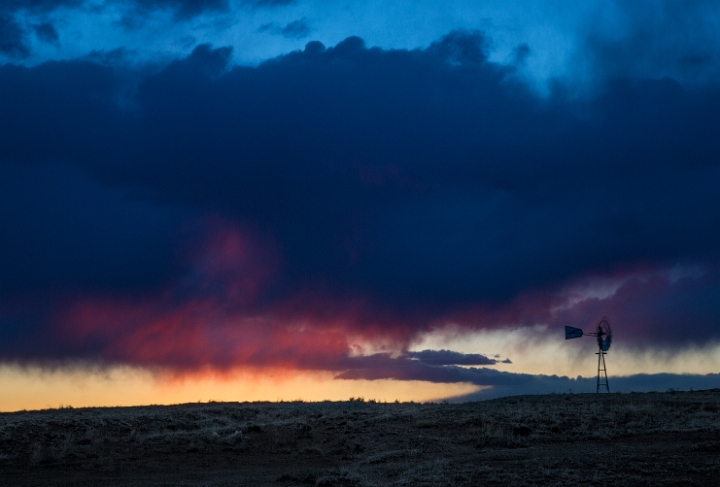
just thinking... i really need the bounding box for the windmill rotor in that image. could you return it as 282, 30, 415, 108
596, 319, 612, 352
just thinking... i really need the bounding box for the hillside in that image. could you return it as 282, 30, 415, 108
1, 390, 719, 486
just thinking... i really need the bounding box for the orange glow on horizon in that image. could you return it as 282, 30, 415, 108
0, 364, 483, 412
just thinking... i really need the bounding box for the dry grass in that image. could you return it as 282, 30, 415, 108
0, 389, 718, 486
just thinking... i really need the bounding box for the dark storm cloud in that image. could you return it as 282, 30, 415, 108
0, 163, 191, 364
115, 34, 720, 322
0, 164, 190, 297
553, 266, 720, 346
0, 23, 720, 374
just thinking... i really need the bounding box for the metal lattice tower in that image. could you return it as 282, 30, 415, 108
596, 349, 609, 393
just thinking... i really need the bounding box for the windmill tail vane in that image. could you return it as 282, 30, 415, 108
565, 326, 584, 339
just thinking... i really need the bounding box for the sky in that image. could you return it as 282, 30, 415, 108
1, 0, 719, 410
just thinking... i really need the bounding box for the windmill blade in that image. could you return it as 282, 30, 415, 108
595, 320, 612, 351
565, 326, 584, 339
601, 322, 612, 351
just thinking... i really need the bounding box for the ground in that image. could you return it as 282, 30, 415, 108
1, 389, 719, 486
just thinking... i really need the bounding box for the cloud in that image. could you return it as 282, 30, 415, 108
32, 22, 60, 44
127, 0, 230, 20
258, 17, 310, 39
242, 0, 296, 8
1, 0, 295, 19
0, 0, 85, 14
552, 266, 720, 346
577, 0, 720, 87
336, 359, 525, 385
0, 0, 238, 30
0, 164, 189, 297
2, 0, 227, 16
336, 353, 720, 399
0, 30, 719, 383
407, 349, 502, 366
0, 14, 30, 58
280, 18, 310, 38
456, 372, 720, 400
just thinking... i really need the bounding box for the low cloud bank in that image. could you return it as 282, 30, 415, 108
335, 352, 720, 400
456, 372, 720, 400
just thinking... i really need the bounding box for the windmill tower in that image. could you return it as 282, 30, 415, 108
565, 319, 613, 393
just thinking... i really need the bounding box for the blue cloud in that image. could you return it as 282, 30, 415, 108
33, 22, 60, 44
258, 17, 310, 39
0, 14, 30, 58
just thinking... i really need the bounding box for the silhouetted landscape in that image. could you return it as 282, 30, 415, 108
1, 389, 718, 486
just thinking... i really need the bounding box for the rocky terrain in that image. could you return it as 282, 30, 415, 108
1, 389, 719, 486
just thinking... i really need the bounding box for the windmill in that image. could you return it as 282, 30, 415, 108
565, 319, 612, 393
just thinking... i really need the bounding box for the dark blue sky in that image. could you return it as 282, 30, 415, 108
1, 0, 719, 395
